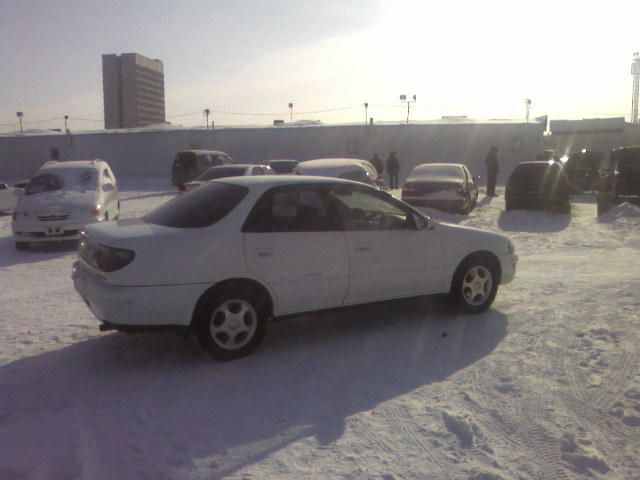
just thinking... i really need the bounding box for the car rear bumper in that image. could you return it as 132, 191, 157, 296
498, 253, 517, 285
72, 261, 205, 328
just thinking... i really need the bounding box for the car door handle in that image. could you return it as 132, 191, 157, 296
354, 245, 371, 252
254, 249, 274, 258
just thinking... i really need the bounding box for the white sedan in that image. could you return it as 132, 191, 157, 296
0, 181, 22, 213
72, 176, 517, 361
12, 160, 119, 250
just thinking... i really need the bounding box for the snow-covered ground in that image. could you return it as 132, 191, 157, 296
1, 180, 639, 479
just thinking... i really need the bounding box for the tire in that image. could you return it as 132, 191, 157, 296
459, 194, 472, 214
15, 241, 29, 251
195, 286, 268, 361
449, 253, 499, 314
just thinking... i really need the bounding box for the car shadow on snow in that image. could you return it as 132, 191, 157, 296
497, 209, 571, 233
0, 235, 78, 268
0, 298, 507, 479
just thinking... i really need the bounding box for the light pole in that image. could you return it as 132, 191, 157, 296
16, 112, 23, 134
400, 94, 416, 124
288, 103, 293, 122
204, 108, 210, 129
364, 102, 368, 125
525, 98, 531, 122
64, 115, 69, 132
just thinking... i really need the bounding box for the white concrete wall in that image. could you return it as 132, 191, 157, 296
0, 122, 543, 185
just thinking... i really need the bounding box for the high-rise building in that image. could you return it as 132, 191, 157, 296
102, 53, 166, 129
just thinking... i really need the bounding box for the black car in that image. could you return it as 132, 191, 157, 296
505, 161, 571, 213
401, 163, 479, 214
597, 146, 640, 216
171, 150, 233, 190
563, 150, 603, 193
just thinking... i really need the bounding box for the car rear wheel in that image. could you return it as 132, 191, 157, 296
15, 241, 29, 251
195, 288, 268, 361
449, 254, 499, 314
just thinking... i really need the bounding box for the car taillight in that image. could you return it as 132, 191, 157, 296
92, 206, 101, 217
94, 244, 135, 272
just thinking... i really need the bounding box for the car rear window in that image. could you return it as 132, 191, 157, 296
269, 161, 298, 173
196, 166, 247, 181
143, 182, 248, 228
411, 164, 464, 179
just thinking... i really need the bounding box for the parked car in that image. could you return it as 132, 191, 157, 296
401, 163, 479, 214
0, 180, 23, 213
268, 159, 299, 174
293, 158, 383, 187
12, 160, 119, 250
597, 146, 640, 216
505, 161, 571, 213
562, 150, 603, 193
183, 164, 273, 192
72, 176, 517, 361
171, 150, 233, 191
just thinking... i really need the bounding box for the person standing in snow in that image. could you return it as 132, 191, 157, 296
386, 151, 400, 189
485, 146, 499, 197
370, 154, 383, 177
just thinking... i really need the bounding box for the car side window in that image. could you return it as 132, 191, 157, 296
103, 168, 112, 181
329, 186, 413, 231
252, 167, 263, 175
243, 186, 337, 233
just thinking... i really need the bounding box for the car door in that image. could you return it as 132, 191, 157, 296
328, 184, 443, 305
243, 184, 350, 315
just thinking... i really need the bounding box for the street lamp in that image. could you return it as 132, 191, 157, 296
204, 108, 210, 130
288, 103, 293, 122
400, 94, 416, 124
525, 98, 532, 122
364, 102, 368, 125
16, 111, 23, 134
64, 115, 69, 132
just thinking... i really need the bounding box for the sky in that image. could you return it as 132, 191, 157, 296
1, 0, 639, 132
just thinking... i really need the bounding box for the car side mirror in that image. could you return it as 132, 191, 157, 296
102, 183, 114, 192
413, 213, 432, 230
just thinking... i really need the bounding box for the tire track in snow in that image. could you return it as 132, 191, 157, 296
387, 404, 453, 480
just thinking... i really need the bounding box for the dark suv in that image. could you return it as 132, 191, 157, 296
563, 150, 603, 193
597, 147, 640, 216
171, 150, 233, 190
505, 161, 571, 213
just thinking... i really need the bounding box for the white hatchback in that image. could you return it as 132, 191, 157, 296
12, 160, 119, 250
72, 176, 517, 360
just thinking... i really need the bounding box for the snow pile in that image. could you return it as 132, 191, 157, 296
598, 201, 640, 223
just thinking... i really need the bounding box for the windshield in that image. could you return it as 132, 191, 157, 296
25, 168, 98, 195
143, 182, 248, 228
195, 166, 247, 181
410, 164, 464, 179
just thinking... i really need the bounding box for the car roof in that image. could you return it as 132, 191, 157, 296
178, 149, 228, 155
206, 164, 260, 169
297, 158, 369, 168
39, 160, 103, 171
216, 175, 366, 188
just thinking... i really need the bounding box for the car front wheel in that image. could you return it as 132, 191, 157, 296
450, 254, 499, 314
195, 288, 268, 361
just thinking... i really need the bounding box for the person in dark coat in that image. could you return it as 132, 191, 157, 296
485, 146, 499, 196
386, 151, 400, 189
370, 154, 383, 176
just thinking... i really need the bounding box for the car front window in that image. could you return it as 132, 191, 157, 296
25, 173, 64, 195
329, 186, 412, 231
